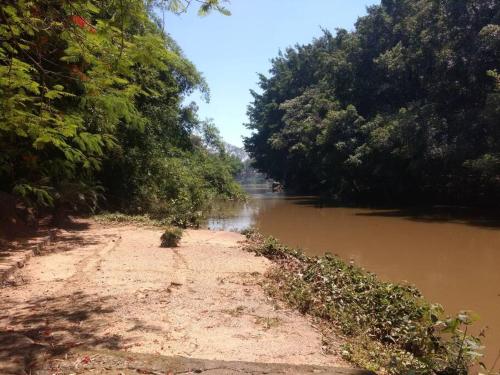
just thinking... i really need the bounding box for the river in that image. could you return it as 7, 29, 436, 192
207, 183, 500, 365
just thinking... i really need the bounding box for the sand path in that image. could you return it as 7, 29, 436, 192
0, 220, 348, 373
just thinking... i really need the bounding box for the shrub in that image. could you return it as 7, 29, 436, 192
243, 231, 483, 374
160, 226, 183, 248
105, 151, 244, 228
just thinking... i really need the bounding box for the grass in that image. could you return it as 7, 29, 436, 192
94, 213, 183, 247
94, 212, 171, 227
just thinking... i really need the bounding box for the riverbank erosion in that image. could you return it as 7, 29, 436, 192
0, 219, 365, 374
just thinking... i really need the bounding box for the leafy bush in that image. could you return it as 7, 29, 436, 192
160, 226, 183, 248
104, 149, 243, 227
0, 0, 242, 225
244, 231, 483, 374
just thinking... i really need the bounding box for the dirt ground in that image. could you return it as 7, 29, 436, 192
0, 219, 349, 374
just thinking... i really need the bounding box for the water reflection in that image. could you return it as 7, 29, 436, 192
205, 183, 500, 363
207, 183, 286, 232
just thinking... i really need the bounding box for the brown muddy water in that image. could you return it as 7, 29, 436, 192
206, 183, 500, 365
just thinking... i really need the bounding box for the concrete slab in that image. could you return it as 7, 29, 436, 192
33, 348, 374, 375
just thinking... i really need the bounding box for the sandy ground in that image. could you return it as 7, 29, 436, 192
0, 220, 347, 373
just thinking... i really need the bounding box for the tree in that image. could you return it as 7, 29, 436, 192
245, 0, 500, 205
0, 0, 240, 225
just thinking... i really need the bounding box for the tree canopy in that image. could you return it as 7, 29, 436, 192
245, 0, 500, 205
0, 0, 241, 226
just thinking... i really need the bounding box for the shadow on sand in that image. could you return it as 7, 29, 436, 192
0, 291, 130, 373
0, 218, 94, 260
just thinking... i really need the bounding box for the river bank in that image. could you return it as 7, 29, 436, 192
0, 219, 359, 374
207, 183, 500, 366
243, 230, 493, 374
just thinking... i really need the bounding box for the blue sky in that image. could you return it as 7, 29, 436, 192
163, 0, 379, 147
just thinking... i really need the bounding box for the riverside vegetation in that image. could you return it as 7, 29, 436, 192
243, 230, 499, 375
0, 0, 242, 228
2, 0, 499, 373
245, 0, 500, 206
242, 1, 500, 371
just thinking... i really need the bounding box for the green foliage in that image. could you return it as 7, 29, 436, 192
94, 212, 171, 227
160, 226, 183, 247
0, 0, 241, 223
109, 150, 243, 227
245, 0, 500, 205
155, 0, 231, 16
244, 231, 484, 374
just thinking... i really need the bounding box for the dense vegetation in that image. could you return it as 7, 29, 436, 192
245, 0, 500, 205
0, 0, 241, 228
244, 230, 484, 374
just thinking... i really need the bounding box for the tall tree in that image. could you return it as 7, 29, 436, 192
245, 0, 500, 205
0, 0, 241, 225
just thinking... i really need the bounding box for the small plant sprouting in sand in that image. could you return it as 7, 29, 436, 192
222, 306, 246, 317
160, 226, 183, 248
255, 316, 282, 330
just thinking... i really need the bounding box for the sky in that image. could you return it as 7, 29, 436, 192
163, 0, 379, 147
